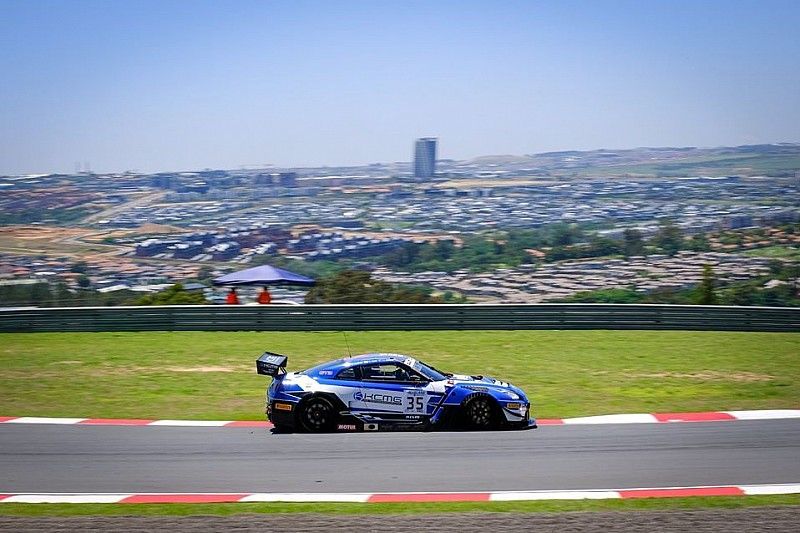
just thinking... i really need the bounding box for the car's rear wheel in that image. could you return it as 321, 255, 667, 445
462, 395, 500, 430
298, 396, 336, 433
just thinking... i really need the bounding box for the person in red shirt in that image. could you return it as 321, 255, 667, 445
257, 286, 272, 305
226, 287, 240, 305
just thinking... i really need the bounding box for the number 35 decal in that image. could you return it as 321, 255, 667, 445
405, 394, 425, 413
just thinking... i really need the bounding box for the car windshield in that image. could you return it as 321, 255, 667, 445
412, 360, 449, 381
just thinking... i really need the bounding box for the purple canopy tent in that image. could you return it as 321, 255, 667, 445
212, 265, 315, 286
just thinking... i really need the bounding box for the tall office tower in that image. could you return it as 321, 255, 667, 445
413, 137, 437, 179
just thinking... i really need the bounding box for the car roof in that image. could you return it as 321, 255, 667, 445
306, 353, 411, 373
348, 353, 408, 362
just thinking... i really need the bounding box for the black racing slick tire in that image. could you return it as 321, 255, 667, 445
298, 396, 337, 433
462, 395, 500, 430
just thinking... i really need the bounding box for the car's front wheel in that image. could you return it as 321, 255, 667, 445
298, 396, 336, 433
462, 395, 500, 430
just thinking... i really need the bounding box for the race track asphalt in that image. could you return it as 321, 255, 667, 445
1, 420, 798, 493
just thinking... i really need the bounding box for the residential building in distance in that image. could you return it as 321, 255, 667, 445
414, 137, 437, 179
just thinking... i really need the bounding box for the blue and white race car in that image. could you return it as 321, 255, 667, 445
257, 351, 536, 432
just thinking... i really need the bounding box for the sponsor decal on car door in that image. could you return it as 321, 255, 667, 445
355, 387, 405, 413
354, 385, 429, 415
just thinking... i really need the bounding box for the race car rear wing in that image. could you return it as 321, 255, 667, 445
256, 352, 288, 377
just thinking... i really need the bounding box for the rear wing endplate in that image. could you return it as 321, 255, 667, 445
256, 352, 288, 377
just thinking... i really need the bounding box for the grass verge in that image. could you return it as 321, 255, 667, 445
1, 495, 800, 516
1, 330, 798, 419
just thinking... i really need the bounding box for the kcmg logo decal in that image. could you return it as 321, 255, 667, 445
353, 390, 402, 405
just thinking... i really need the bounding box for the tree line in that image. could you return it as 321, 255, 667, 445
0, 282, 205, 307
560, 261, 800, 307
376, 220, 696, 273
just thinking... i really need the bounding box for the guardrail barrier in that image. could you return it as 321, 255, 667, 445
0, 304, 797, 333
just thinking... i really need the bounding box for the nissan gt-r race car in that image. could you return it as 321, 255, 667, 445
257, 351, 536, 432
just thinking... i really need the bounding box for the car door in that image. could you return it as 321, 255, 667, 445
356, 362, 429, 416
327, 364, 367, 412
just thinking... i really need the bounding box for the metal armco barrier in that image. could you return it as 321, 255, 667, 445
0, 304, 797, 333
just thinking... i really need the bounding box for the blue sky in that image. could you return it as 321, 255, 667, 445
1, 0, 799, 174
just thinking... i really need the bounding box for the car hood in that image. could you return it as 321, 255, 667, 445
447, 374, 527, 399
449, 374, 507, 385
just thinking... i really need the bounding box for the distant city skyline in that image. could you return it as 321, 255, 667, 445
1, 0, 799, 175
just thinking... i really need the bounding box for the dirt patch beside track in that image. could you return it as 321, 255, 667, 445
2, 507, 799, 532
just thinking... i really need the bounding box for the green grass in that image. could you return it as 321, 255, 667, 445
1, 330, 798, 420
1, 495, 799, 516
743, 246, 800, 260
